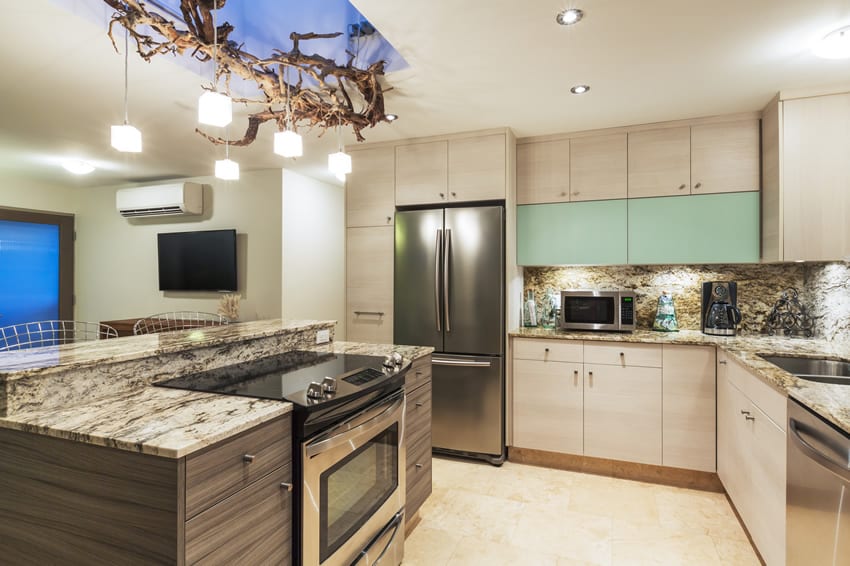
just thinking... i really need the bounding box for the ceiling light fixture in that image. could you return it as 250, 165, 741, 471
110, 27, 142, 153
813, 24, 850, 59
328, 127, 352, 181
215, 124, 239, 180
273, 65, 303, 158
570, 84, 590, 94
198, 7, 232, 127
62, 160, 96, 175
556, 8, 584, 26
385, 114, 398, 122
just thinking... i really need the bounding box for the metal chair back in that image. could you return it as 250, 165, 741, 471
132, 312, 230, 336
0, 321, 118, 351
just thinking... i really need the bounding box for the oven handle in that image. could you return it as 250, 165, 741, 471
305, 390, 404, 459
351, 510, 403, 566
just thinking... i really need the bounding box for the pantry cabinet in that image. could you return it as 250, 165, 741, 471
346, 226, 393, 343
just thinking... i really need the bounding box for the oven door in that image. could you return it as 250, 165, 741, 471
560, 291, 621, 331
302, 390, 406, 566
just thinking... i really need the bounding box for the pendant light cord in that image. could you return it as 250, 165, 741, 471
123, 27, 129, 125
212, 8, 218, 87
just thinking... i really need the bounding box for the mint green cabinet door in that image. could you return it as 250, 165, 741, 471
517, 200, 628, 265
628, 192, 760, 264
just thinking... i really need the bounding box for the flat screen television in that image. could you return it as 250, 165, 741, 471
157, 229, 237, 292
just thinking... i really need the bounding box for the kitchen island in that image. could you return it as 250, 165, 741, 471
0, 320, 432, 565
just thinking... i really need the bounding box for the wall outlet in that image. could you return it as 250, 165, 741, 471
316, 329, 330, 344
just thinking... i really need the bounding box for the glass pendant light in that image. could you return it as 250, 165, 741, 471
198, 8, 232, 127
111, 27, 142, 153
215, 124, 240, 180
273, 65, 303, 157
328, 126, 351, 179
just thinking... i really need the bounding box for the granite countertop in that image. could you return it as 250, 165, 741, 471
0, 338, 434, 458
511, 327, 850, 435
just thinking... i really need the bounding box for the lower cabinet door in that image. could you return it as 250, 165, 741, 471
747, 403, 786, 566
346, 226, 394, 343
512, 359, 583, 454
185, 465, 292, 565
583, 364, 662, 465
405, 381, 432, 521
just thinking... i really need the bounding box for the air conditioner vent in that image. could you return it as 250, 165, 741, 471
116, 183, 204, 218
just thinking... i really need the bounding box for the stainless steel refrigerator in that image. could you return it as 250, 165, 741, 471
394, 205, 505, 464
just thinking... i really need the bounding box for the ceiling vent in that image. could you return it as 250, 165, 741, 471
116, 183, 204, 218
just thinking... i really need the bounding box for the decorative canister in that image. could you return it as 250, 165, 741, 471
652, 290, 679, 332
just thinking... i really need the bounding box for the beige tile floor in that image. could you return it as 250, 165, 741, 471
403, 457, 761, 566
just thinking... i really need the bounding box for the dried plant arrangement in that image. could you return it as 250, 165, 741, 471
217, 293, 241, 321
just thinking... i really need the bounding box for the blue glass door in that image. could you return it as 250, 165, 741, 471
0, 220, 60, 327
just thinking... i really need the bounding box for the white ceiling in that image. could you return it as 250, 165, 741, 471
2, 0, 850, 188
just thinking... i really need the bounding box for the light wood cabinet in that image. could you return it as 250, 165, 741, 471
627, 127, 691, 198
691, 119, 760, 195
775, 93, 850, 261
516, 139, 570, 204
717, 352, 786, 566
395, 141, 448, 206
405, 355, 432, 524
569, 133, 628, 201
448, 133, 506, 202
346, 226, 394, 343
346, 146, 395, 227
662, 345, 716, 472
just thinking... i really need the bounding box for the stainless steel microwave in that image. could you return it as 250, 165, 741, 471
559, 290, 636, 332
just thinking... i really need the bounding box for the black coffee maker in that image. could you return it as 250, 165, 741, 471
702, 281, 742, 336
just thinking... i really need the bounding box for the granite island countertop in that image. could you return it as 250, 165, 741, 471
0, 334, 433, 459
511, 327, 850, 435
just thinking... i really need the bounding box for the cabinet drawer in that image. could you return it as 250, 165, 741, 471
727, 356, 786, 430
583, 341, 662, 367
406, 432, 432, 519
185, 465, 292, 565
406, 355, 432, 391
186, 416, 291, 518
513, 338, 583, 363
406, 381, 432, 439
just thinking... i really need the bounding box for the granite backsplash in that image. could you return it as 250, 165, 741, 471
523, 262, 850, 346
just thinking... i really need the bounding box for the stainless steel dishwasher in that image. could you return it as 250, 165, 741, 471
787, 398, 850, 566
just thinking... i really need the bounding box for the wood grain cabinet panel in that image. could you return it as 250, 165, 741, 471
448, 133, 506, 202
346, 226, 394, 344
691, 119, 760, 195
661, 345, 716, 472
516, 139, 570, 204
513, 359, 583, 454
569, 133, 628, 201
346, 146, 396, 227
583, 341, 662, 368
627, 127, 691, 198
395, 141, 448, 206
185, 416, 290, 518
404, 356, 432, 523
406, 354, 432, 391
513, 337, 583, 363
185, 465, 292, 565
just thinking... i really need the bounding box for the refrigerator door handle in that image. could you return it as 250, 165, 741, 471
444, 228, 452, 332
434, 229, 442, 332
432, 358, 492, 368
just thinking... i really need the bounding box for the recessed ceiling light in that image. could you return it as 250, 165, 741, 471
813, 25, 850, 59
385, 113, 398, 122
62, 160, 95, 175
556, 8, 584, 26
570, 84, 590, 95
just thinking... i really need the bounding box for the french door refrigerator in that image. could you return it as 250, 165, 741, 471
394, 205, 505, 464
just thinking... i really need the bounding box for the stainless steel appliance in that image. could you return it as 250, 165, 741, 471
701, 281, 742, 336
394, 205, 505, 464
157, 350, 409, 566
558, 289, 636, 332
787, 398, 850, 566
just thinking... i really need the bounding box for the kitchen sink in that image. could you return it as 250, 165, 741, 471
759, 355, 850, 385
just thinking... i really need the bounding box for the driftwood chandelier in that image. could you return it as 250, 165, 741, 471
102, 0, 394, 179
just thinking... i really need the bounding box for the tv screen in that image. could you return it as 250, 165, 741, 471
157, 229, 237, 292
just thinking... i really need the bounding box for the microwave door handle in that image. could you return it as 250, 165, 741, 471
444, 228, 451, 333
434, 229, 442, 332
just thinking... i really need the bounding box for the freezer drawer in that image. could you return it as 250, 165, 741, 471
431, 354, 504, 458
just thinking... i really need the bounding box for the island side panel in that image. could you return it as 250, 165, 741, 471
0, 427, 182, 565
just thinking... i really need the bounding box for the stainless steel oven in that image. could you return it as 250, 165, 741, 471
559, 289, 636, 332
302, 389, 406, 566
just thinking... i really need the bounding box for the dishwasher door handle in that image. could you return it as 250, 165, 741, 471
789, 418, 850, 482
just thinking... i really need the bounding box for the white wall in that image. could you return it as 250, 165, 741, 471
281, 169, 345, 338
74, 169, 283, 323
0, 175, 77, 214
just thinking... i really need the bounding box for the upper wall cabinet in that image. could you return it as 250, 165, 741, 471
569, 134, 628, 201
346, 146, 396, 227
448, 134, 507, 202
763, 92, 850, 262
395, 133, 508, 206
395, 141, 448, 206
516, 139, 570, 205
627, 120, 760, 198
627, 127, 691, 198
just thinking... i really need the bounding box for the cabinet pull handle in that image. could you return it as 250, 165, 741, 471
386, 216, 392, 223
243, 454, 255, 463
740, 410, 751, 416
415, 463, 423, 469
718, 360, 727, 365
678, 184, 686, 190
560, 191, 567, 197
694, 182, 702, 189
572, 191, 580, 196
354, 311, 385, 316
745, 415, 756, 422
439, 192, 446, 199
415, 402, 424, 407
280, 482, 294, 492
415, 371, 423, 377
619, 352, 624, 357
545, 348, 550, 353
451, 192, 457, 198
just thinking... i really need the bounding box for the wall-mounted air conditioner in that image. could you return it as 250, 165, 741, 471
116, 183, 204, 218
